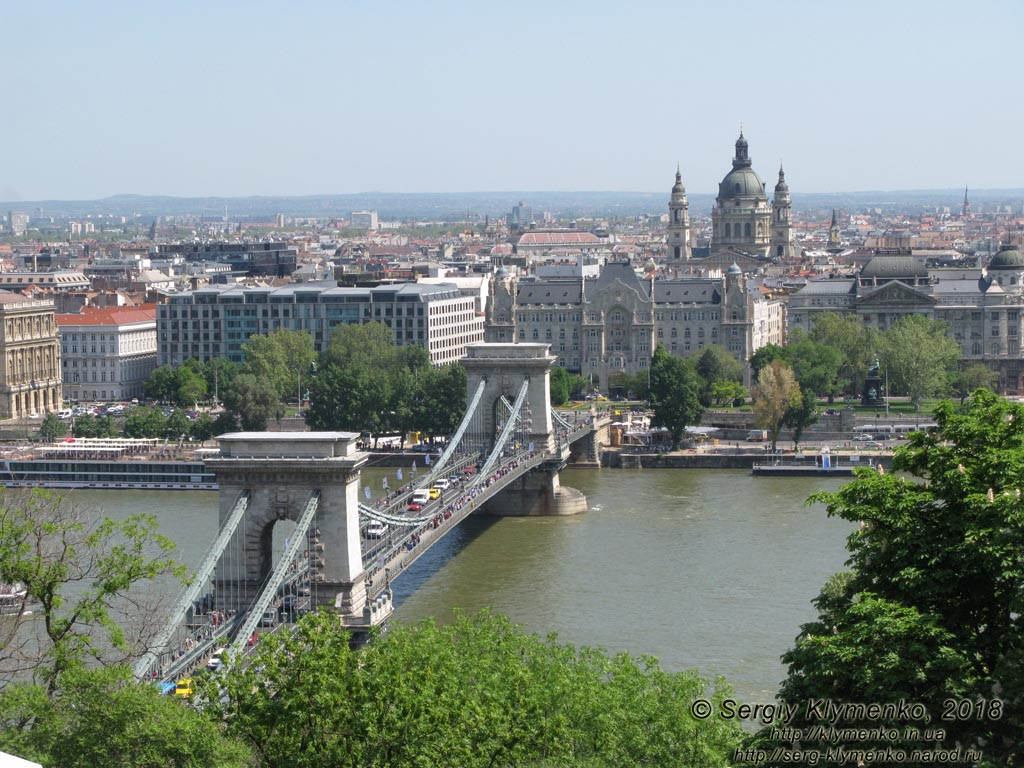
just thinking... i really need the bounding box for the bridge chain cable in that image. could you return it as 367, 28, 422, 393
414, 378, 487, 487
133, 490, 251, 680
476, 378, 530, 483
228, 491, 322, 660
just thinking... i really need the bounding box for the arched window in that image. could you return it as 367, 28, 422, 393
744, 223, 752, 238
777, 245, 784, 257
725, 223, 731, 237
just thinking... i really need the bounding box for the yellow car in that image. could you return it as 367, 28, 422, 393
175, 678, 194, 698
429, 487, 441, 500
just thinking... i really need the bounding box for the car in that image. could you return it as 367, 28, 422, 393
175, 678, 194, 698
429, 487, 441, 500
433, 478, 450, 491
206, 647, 226, 672
406, 502, 422, 513
365, 520, 389, 538
863, 441, 884, 450
27, 413, 39, 420
851, 433, 874, 441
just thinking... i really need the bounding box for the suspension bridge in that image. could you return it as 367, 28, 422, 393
135, 344, 609, 684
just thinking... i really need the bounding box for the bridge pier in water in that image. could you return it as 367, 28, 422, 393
206, 432, 391, 636
462, 343, 587, 516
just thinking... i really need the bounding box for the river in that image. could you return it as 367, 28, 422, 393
69, 467, 851, 704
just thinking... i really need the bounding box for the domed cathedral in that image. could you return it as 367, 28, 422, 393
711, 131, 773, 258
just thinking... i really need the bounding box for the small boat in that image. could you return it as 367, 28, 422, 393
0, 582, 36, 616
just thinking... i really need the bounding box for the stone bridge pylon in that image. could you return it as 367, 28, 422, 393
460, 343, 587, 516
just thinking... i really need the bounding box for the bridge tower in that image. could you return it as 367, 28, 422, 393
461, 343, 587, 516
205, 432, 388, 634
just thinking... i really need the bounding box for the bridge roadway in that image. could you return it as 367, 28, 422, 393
360, 415, 598, 604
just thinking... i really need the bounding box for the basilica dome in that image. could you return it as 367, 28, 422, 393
716, 131, 766, 201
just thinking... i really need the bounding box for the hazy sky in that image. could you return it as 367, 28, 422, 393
2, 0, 1020, 200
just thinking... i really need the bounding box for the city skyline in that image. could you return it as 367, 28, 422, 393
2, 0, 1020, 201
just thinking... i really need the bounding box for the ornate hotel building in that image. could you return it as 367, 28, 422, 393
0, 292, 62, 418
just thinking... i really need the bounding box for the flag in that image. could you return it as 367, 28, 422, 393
425, 453, 430, 466
412, 461, 417, 473
383, 477, 389, 490
397, 468, 403, 481
528, 441, 534, 452
364, 487, 371, 500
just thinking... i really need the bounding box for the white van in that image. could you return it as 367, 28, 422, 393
411, 489, 431, 505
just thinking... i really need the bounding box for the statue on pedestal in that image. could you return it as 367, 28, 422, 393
862, 357, 883, 406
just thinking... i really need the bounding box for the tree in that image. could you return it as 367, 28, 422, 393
143, 366, 178, 404
38, 413, 67, 442
951, 362, 999, 404
785, 334, 843, 401
695, 345, 743, 406
748, 343, 786, 381
222, 374, 284, 431
123, 406, 167, 439
752, 359, 801, 451
0, 489, 182, 691
175, 367, 207, 408
417, 363, 467, 437
880, 315, 960, 409
0, 666, 251, 768
649, 345, 704, 449
189, 412, 218, 443
549, 367, 571, 406
708, 380, 748, 406
72, 415, 119, 439
760, 391, 1024, 764
783, 387, 818, 449
211, 609, 743, 768
807, 311, 880, 397
242, 329, 316, 402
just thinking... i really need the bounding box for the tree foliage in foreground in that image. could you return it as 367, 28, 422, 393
210, 609, 742, 768
0, 666, 250, 768
0, 489, 183, 692
757, 391, 1024, 765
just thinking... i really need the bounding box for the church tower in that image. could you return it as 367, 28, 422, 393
770, 165, 793, 261
666, 166, 691, 269
826, 209, 843, 254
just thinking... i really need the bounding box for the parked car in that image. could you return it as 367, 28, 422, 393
851, 433, 874, 441
863, 441, 884, 450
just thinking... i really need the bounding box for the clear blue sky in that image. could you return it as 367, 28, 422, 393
2, 0, 1020, 200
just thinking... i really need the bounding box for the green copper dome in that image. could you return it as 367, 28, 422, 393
988, 243, 1024, 270
718, 167, 766, 200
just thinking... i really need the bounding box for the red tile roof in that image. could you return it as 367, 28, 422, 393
55, 304, 157, 327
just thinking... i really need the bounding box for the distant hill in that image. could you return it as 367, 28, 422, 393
3, 188, 1022, 221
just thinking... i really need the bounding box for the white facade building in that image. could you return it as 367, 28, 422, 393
56, 305, 158, 403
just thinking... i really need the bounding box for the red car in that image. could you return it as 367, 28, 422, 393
406, 502, 422, 513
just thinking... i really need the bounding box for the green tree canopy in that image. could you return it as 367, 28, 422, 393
38, 413, 67, 442
242, 329, 317, 402
784, 333, 843, 400
951, 362, 999, 404
806, 311, 880, 396
123, 406, 167, 439
879, 315, 960, 408
549, 366, 571, 406
752, 359, 801, 450
0, 490, 182, 692
211, 609, 743, 768
649, 345, 704, 449
695, 345, 743, 406
0, 666, 251, 768
762, 391, 1024, 764
222, 374, 284, 431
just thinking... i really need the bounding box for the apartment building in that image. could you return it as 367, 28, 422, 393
157, 281, 483, 367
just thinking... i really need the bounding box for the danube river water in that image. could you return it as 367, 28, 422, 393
71, 468, 851, 704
